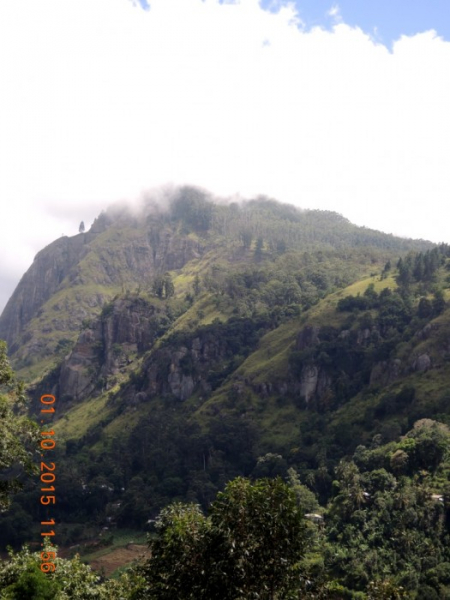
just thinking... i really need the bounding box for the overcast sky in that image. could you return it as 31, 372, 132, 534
1, 0, 449, 312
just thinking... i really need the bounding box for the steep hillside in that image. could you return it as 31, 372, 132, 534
0, 187, 432, 383
0, 201, 209, 380
2, 186, 448, 552
50, 247, 450, 510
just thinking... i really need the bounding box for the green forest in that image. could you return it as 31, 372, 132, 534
2, 189, 450, 598
3, 418, 450, 598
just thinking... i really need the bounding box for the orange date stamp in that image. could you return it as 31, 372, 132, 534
39, 394, 57, 573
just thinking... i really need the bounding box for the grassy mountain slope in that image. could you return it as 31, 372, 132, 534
1, 187, 431, 383
2, 186, 448, 554
16, 249, 450, 536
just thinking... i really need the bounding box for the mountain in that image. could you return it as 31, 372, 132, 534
2, 185, 449, 549
0, 187, 431, 379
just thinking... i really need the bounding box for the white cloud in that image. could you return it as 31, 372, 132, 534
0, 0, 449, 310
327, 4, 341, 21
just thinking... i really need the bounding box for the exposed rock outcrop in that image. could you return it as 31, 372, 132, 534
292, 325, 334, 403
59, 327, 100, 400
298, 364, 331, 403
412, 353, 431, 372
0, 213, 207, 368
414, 323, 439, 341
59, 297, 165, 401
0, 233, 94, 350
143, 333, 229, 401
58, 307, 259, 404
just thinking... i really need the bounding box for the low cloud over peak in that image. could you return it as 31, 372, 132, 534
0, 0, 449, 311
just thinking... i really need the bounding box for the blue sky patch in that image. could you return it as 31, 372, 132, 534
260, 0, 450, 48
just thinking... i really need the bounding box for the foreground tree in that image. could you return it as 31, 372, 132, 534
135, 477, 307, 599
132, 503, 216, 600
0, 541, 137, 599
210, 477, 307, 599
0, 341, 39, 510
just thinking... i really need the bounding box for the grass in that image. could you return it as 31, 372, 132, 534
305, 274, 397, 328
234, 319, 299, 384
168, 294, 227, 334
90, 402, 154, 451
17, 356, 59, 383
79, 529, 148, 562
53, 392, 113, 441
71, 529, 150, 578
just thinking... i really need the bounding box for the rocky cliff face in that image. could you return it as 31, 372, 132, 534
0, 233, 95, 351
289, 320, 445, 406
58, 302, 249, 404
58, 296, 167, 401
0, 210, 207, 370
142, 333, 229, 401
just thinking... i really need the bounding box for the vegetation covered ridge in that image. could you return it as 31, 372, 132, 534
0, 185, 432, 382
2, 187, 450, 598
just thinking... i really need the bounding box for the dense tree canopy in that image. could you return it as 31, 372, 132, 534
133, 477, 308, 600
